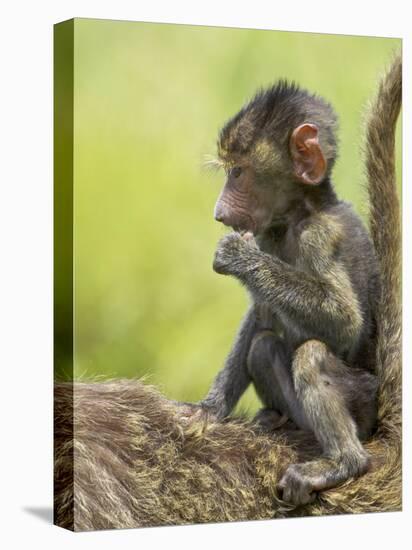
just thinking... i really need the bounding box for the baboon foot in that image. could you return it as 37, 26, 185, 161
253, 408, 290, 431
278, 462, 320, 506
277, 455, 369, 506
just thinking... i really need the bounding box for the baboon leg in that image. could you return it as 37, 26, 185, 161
316, 350, 378, 441
246, 331, 309, 430
278, 339, 373, 506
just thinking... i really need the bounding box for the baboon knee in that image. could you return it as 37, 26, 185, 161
293, 339, 328, 387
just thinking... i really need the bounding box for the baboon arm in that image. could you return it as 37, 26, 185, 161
200, 308, 256, 418
241, 252, 362, 351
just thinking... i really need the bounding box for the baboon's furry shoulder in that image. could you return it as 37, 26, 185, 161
54, 380, 401, 531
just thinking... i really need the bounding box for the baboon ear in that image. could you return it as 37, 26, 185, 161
290, 123, 327, 185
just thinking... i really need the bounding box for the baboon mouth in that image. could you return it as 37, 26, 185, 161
232, 225, 256, 236
231, 217, 257, 234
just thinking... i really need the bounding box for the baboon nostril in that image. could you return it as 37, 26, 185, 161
214, 204, 227, 223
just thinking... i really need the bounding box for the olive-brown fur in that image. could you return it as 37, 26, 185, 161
54, 378, 401, 531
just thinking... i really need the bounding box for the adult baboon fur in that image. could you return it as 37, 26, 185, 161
54, 55, 401, 531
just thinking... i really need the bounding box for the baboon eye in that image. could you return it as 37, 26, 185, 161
231, 166, 242, 178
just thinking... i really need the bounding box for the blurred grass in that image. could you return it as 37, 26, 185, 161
66, 19, 401, 416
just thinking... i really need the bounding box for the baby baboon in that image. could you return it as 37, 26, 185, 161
191, 54, 402, 505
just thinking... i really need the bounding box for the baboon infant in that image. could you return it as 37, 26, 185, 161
185, 79, 384, 506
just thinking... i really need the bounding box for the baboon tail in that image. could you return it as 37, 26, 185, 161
365, 53, 402, 435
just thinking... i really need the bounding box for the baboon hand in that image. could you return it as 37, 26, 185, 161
176, 402, 219, 424
278, 463, 320, 506
213, 232, 258, 276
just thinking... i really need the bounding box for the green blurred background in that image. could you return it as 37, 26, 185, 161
61, 19, 401, 416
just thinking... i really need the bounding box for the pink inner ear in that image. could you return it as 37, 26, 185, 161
294, 124, 319, 148
290, 124, 327, 185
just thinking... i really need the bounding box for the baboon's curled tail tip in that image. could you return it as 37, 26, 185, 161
365, 52, 402, 434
